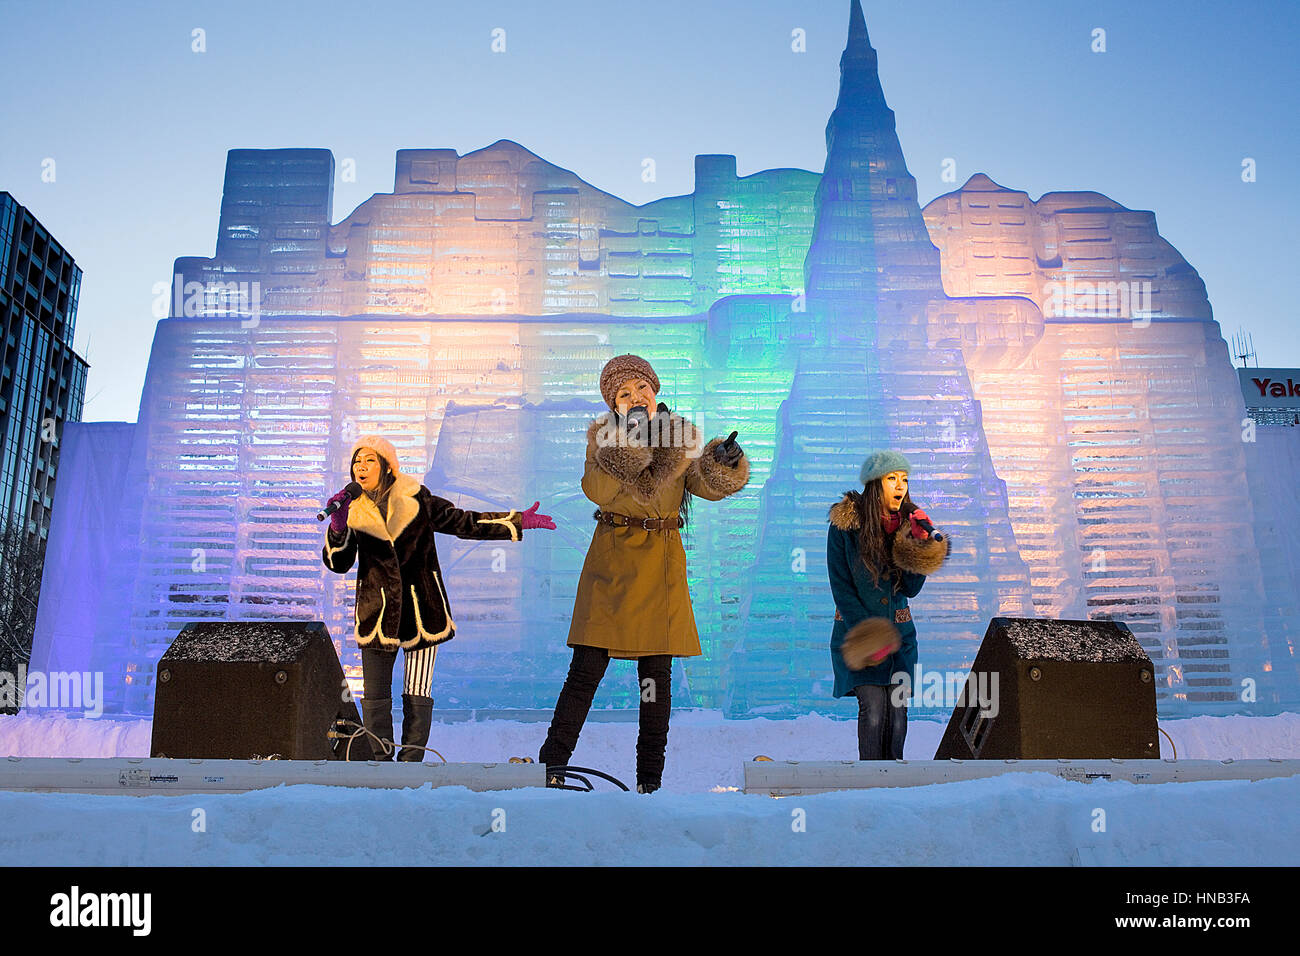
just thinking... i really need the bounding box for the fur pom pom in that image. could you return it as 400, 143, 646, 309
842, 617, 902, 671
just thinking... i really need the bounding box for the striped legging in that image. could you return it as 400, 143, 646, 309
361, 645, 438, 700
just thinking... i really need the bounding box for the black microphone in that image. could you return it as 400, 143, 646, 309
622, 404, 651, 443
899, 500, 944, 542
318, 482, 363, 521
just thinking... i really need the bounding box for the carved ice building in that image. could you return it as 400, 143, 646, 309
32, 0, 1298, 716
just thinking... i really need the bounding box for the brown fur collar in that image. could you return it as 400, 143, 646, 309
828, 490, 950, 576
347, 471, 422, 542
828, 490, 863, 531
587, 411, 705, 504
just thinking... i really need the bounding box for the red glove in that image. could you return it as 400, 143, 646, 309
907, 507, 931, 540
520, 501, 556, 530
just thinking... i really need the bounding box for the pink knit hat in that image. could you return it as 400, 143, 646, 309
599, 354, 660, 410
350, 434, 402, 479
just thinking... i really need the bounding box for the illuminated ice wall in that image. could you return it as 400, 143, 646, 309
32, 1, 1299, 716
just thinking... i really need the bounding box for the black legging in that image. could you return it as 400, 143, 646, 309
539, 644, 672, 787
361, 645, 437, 700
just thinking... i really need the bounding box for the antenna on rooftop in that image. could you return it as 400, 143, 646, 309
1231, 327, 1257, 368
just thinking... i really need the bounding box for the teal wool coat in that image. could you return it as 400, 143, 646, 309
826, 491, 950, 699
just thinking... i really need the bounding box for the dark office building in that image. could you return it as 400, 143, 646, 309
0, 192, 89, 544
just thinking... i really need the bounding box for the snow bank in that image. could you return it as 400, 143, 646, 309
1, 773, 1295, 866
3, 711, 1296, 866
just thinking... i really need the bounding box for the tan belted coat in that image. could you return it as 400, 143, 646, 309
567, 410, 751, 658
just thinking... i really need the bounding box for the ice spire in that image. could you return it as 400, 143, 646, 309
834, 0, 885, 112
803, 0, 944, 327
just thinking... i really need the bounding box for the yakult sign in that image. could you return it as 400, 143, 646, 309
1239, 368, 1300, 409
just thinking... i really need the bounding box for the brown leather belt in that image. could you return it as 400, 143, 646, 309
593, 509, 682, 532
834, 606, 912, 623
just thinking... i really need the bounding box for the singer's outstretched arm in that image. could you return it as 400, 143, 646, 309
424, 492, 525, 542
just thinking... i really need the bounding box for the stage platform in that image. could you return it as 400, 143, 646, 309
742, 758, 1300, 795
4, 755, 1299, 797
0, 757, 544, 795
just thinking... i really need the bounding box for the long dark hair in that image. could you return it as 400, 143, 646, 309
855, 479, 915, 593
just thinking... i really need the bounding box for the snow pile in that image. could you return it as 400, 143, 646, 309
1, 773, 1295, 866
2, 710, 1296, 866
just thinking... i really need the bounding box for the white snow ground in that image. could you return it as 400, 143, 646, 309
3, 711, 1298, 865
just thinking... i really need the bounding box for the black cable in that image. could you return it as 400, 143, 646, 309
331, 718, 404, 761
325, 726, 628, 789
548, 765, 630, 792
558, 770, 593, 790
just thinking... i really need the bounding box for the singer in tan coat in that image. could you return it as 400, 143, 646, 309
539, 353, 750, 792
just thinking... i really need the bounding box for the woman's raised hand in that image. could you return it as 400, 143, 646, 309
327, 489, 352, 534
711, 431, 743, 468
521, 501, 557, 530
907, 506, 931, 540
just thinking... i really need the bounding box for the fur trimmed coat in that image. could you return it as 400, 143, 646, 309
826, 490, 950, 698
322, 471, 524, 651
567, 409, 750, 658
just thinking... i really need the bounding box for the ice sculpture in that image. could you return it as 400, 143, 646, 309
921, 174, 1296, 706
31, 1, 1298, 716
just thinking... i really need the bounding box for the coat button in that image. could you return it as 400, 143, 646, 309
880, 597, 888, 606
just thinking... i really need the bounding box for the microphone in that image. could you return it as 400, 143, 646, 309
899, 500, 944, 542
621, 404, 652, 444
625, 405, 650, 429
318, 482, 363, 521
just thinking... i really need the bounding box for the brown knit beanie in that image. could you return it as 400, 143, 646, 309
599, 354, 659, 410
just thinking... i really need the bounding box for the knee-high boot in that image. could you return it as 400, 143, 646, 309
635, 656, 672, 793
539, 645, 610, 784
360, 696, 395, 761
398, 693, 434, 762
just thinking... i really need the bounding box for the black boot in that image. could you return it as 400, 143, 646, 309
360, 696, 394, 761
539, 645, 610, 785
398, 693, 434, 762
635, 655, 671, 795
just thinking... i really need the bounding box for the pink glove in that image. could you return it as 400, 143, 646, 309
327, 490, 352, 534
520, 501, 556, 530
907, 507, 931, 541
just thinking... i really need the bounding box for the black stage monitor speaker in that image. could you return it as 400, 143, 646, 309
934, 617, 1159, 760
151, 621, 372, 760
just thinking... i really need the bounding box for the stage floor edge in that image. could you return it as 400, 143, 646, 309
0, 757, 543, 795
742, 758, 1300, 794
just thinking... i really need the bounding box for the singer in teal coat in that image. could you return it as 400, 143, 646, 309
826, 489, 947, 698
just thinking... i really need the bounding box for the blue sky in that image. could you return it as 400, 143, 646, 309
2, 0, 1296, 422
